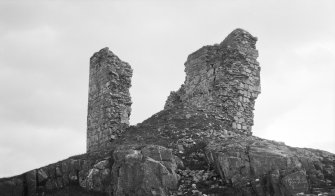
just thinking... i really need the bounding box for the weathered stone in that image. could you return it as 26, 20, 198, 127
87, 47, 133, 152
112, 145, 178, 196
25, 170, 37, 196
281, 170, 308, 195
164, 29, 260, 135
0, 177, 24, 196
204, 135, 335, 196
55, 166, 62, 177
37, 168, 48, 184
0, 29, 334, 196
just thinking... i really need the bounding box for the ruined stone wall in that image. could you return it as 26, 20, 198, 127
2, 29, 335, 196
87, 48, 132, 152
165, 29, 261, 135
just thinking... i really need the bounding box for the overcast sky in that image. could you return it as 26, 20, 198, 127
0, 0, 334, 177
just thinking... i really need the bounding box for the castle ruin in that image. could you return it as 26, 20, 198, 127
165, 29, 261, 135
86, 29, 261, 152
1, 28, 334, 196
87, 48, 132, 152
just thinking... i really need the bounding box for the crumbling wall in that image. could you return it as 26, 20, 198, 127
87, 48, 132, 152
2, 29, 335, 196
165, 29, 261, 135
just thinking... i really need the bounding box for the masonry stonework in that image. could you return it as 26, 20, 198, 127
165, 29, 261, 135
87, 47, 132, 152
1, 29, 335, 196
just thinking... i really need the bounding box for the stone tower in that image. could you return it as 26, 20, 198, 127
87, 48, 132, 152
165, 29, 261, 135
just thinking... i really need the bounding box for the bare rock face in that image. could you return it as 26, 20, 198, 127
0, 145, 179, 196
205, 136, 335, 195
1, 29, 335, 196
87, 48, 132, 152
112, 145, 178, 196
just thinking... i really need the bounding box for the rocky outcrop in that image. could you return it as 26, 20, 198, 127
87, 48, 133, 152
1, 29, 334, 196
112, 145, 178, 196
114, 105, 335, 195
206, 135, 335, 195
0, 145, 178, 196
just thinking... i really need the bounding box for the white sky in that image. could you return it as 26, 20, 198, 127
0, 0, 334, 177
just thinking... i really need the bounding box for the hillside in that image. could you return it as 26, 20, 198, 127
0, 29, 334, 196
